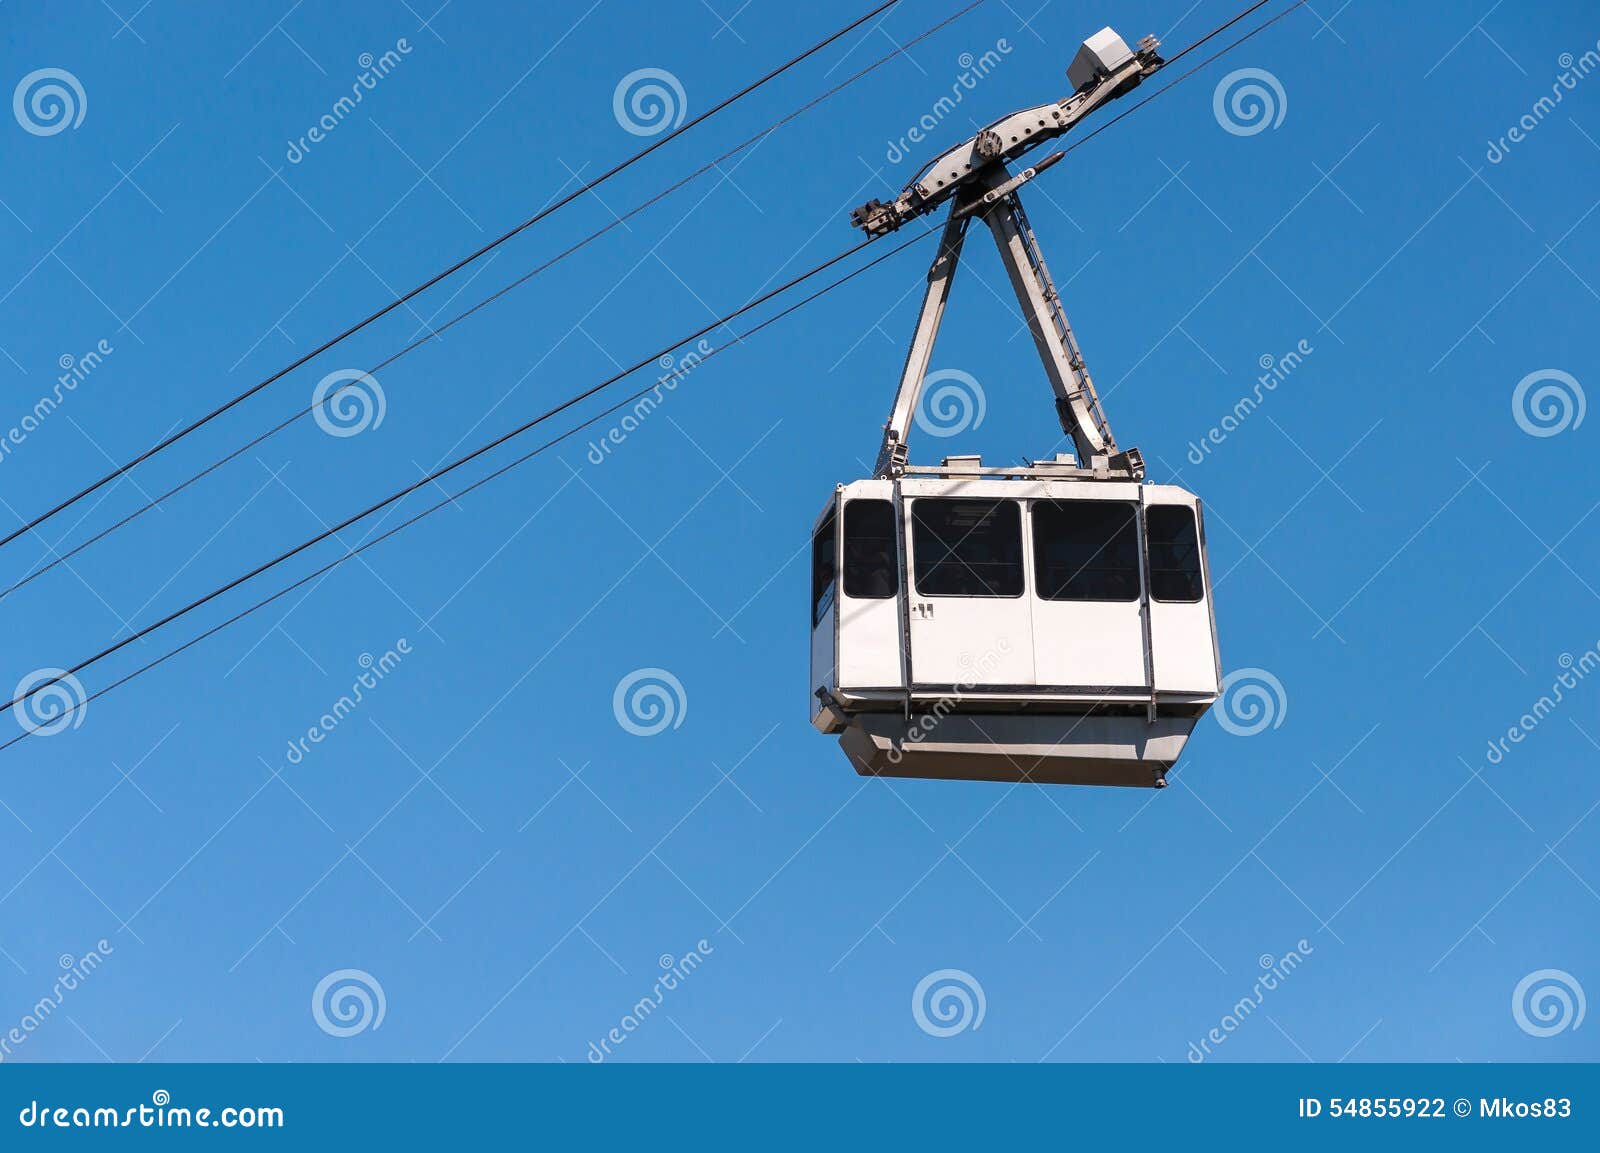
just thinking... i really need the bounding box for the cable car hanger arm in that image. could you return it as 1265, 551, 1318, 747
857, 27, 1159, 479
848, 29, 1163, 238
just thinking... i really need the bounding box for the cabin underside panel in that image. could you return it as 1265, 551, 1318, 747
837, 712, 1195, 788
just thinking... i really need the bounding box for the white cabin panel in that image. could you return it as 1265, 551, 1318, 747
904, 494, 1035, 688
811, 602, 837, 703
808, 495, 840, 718
1026, 496, 1149, 690
908, 599, 1036, 687
837, 594, 902, 689
1033, 599, 1148, 689
1150, 600, 1216, 693
1145, 494, 1219, 696
833, 491, 904, 691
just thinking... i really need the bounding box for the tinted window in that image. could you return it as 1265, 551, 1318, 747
811, 510, 836, 625
1033, 500, 1139, 602
912, 498, 1023, 597
843, 499, 897, 599
1147, 505, 1204, 602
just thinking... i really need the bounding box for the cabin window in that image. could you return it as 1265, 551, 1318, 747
843, 499, 897, 599
811, 510, 837, 626
1032, 500, 1140, 602
912, 498, 1024, 597
1146, 505, 1204, 602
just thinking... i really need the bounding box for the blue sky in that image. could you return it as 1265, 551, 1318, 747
0, 0, 1595, 1062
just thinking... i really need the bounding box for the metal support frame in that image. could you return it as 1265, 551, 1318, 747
875, 209, 971, 478
1135, 485, 1158, 723
891, 478, 915, 718
872, 166, 1142, 481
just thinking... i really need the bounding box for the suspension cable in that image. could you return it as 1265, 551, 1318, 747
1, 0, 993, 600
0, 0, 901, 555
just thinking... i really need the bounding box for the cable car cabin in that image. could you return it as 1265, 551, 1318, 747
811, 24, 1221, 787
809, 461, 1220, 788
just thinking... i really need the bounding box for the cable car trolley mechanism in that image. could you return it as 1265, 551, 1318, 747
809, 27, 1221, 789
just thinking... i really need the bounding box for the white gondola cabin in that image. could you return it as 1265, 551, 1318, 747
809, 26, 1221, 787
810, 461, 1219, 788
